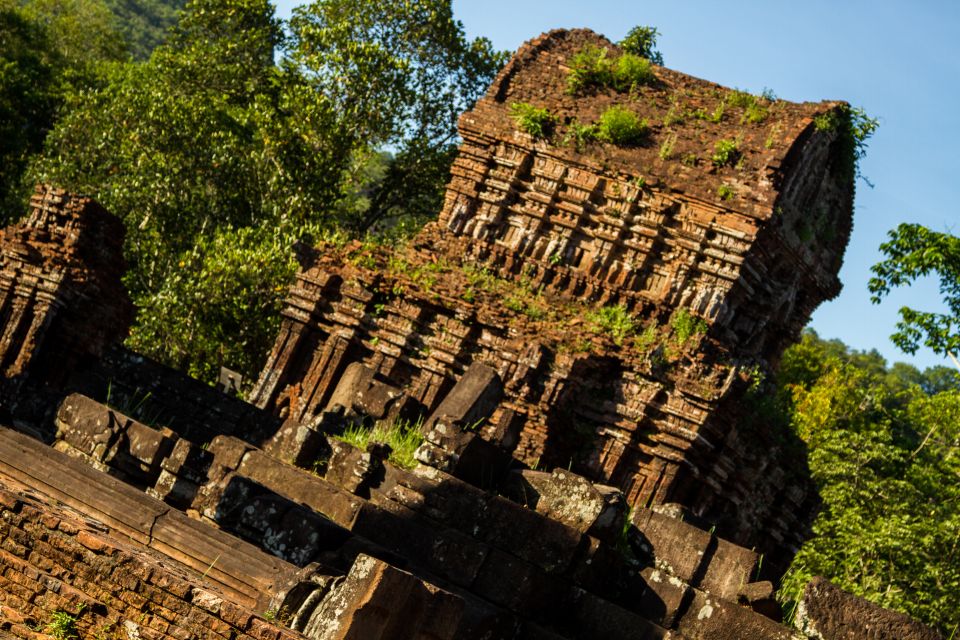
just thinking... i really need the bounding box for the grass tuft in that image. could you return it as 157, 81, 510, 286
336, 418, 425, 470
596, 106, 649, 146
586, 304, 639, 346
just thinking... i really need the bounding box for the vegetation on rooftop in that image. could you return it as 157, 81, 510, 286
586, 304, 639, 346
711, 137, 740, 167
566, 45, 656, 94
814, 104, 879, 183
618, 25, 664, 65
595, 106, 649, 146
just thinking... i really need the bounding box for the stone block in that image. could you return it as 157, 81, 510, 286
796, 577, 943, 640
416, 420, 514, 487
325, 440, 390, 497
263, 418, 332, 469
160, 438, 213, 484
424, 362, 503, 431
515, 469, 626, 542
298, 554, 464, 640
569, 587, 673, 640
326, 362, 413, 422
478, 494, 582, 575
213, 474, 352, 567
633, 508, 757, 601
675, 588, 803, 640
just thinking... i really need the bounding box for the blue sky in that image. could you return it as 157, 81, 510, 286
274, 0, 959, 370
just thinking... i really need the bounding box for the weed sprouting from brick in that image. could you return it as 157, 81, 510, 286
596, 106, 649, 146
509, 102, 556, 139
711, 138, 740, 167
45, 609, 81, 640
567, 46, 655, 94
670, 308, 708, 346
586, 304, 639, 346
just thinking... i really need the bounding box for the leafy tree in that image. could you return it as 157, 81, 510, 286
618, 25, 663, 65
287, 0, 506, 233
32, 0, 505, 385
777, 330, 960, 636
0, 0, 128, 216
20, 0, 128, 72
30, 0, 346, 383
0, 0, 57, 214
870, 223, 960, 373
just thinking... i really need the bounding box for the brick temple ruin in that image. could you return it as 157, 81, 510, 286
0, 29, 943, 640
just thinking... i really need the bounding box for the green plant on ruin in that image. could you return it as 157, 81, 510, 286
563, 119, 598, 151
262, 606, 290, 624
658, 134, 676, 161
711, 138, 740, 167
663, 105, 684, 127
509, 102, 556, 139
586, 304, 639, 346
335, 417, 425, 470
765, 124, 781, 149
611, 53, 655, 91
670, 308, 708, 346
727, 90, 769, 124
707, 101, 725, 123
814, 111, 840, 133
596, 106, 649, 146
45, 610, 81, 640
634, 323, 660, 351
567, 45, 613, 93
503, 284, 548, 320
618, 25, 663, 65
717, 184, 735, 201
566, 45, 655, 94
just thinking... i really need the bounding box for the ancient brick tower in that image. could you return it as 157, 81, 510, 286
250, 29, 854, 562
0, 185, 131, 391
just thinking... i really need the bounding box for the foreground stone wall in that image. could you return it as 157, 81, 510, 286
0, 482, 297, 640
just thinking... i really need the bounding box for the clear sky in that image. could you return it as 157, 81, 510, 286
273, 0, 959, 371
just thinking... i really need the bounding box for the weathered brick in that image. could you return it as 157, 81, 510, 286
76, 530, 116, 555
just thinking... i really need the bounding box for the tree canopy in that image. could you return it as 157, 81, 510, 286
870, 223, 960, 371
288, 0, 506, 233
777, 330, 960, 636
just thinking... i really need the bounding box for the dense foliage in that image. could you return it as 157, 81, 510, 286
777, 330, 960, 636
0, 0, 128, 214
25, 0, 503, 384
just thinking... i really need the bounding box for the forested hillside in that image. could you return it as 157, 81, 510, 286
1, 0, 958, 634
103, 0, 185, 59
774, 331, 960, 634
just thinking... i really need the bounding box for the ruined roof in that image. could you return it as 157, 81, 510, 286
466, 28, 847, 219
